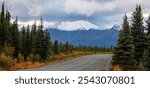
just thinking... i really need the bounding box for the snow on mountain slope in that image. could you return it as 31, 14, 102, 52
111, 25, 120, 30
48, 20, 101, 31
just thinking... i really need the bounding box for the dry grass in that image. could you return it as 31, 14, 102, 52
46, 51, 93, 65
11, 62, 44, 70
138, 63, 144, 71
112, 64, 122, 71
8, 51, 112, 70
0, 54, 16, 70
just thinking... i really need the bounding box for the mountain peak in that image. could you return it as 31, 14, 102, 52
111, 25, 120, 30
48, 20, 100, 31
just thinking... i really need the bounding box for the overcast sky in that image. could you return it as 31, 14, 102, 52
0, 0, 150, 28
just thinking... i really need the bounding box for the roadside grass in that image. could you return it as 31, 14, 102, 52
46, 51, 93, 64
111, 63, 145, 71
11, 62, 44, 70
0, 51, 112, 71
46, 51, 112, 65
112, 64, 122, 71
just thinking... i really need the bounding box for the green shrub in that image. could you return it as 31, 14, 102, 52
27, 54, 41, 62
27, 54, 34, 62
34, 54, 41, 62
3, 44, 15, 56
0, 54, 15, 70
17, 53, 24, 63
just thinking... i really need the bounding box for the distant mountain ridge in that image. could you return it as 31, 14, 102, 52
47, 20, 105, 31
47, 23, 120, 47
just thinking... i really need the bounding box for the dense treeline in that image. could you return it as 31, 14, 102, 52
112, 5, 150, 71
0, 2, 52, 66
0, 3, 111, 70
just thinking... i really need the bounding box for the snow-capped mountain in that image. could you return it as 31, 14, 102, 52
48, 20, 101, 31
111, 25, 120, 30
47, 24, 120, 47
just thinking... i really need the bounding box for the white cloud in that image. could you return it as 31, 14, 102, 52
25, 2, 43, 17
1, 0, 150, 28
64, 0, 150, 17
64, 0, 116, 16
18, 20, 55, 28
1, 0, 49, 17
11, 18, 56, 30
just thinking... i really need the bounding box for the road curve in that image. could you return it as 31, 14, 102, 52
27, 54, 112, 71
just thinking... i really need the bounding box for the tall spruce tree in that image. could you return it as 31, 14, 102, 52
25, 25, 31, 57
0, 2, 5, 47
31, 20, 37, 54
5, 10, 12, 44
21, 26, 26, 57
53, 40, 59, 55
113, 14, 136, 70
131, 5, 145, 65
36, 21, 44, 55
65, 41, 69, 52
37, 17, 50, 62
11, 17, 20, 57
143, 15, 150, 70
41, 30, 51, 62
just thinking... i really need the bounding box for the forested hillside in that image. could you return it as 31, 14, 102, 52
47, 26, 119, 47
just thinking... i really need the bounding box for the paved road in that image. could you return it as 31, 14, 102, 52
27, 54, 112, 71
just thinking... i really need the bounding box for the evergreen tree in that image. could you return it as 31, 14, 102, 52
37, 17, 51, 62
0, 2, 5, 47
31, 20, 37, 54
4, 10, 12, 44
25, 25, 31, 57
53, 40, 59, 55
41, 30, 51, 62
36, 17, 44, 55
113, 14, 136, 70
131, 5, 145, 65
143, 15, 150, 70
59, 42, 63, 52
0, 2, 4, 23
65, 41, 69, 52
11, 17, 20, 57
21, 26, 26, 57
